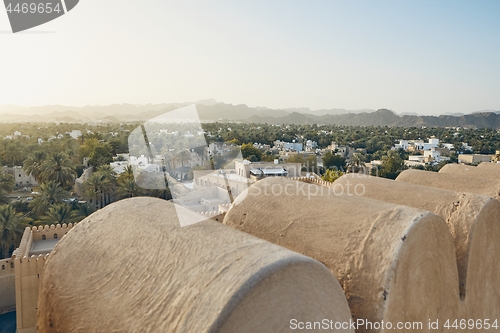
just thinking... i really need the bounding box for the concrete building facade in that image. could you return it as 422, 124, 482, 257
2, 166, 38, 188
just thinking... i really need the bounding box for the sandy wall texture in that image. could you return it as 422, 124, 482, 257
478, 162, 500, 171
223, 177, 460, 333
396, 169, 500, 199
440, 163, 500, 180
335, 174, 500, 320
37, 197, 353, 333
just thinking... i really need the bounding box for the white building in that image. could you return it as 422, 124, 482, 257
462, 143, 473, 152
175, 186, 231, 213
193, 170, 250, 199
407, 148, 449, 165
234, 160, 302, 179
67, 130, 82, 139
423, 148, 441, 161
305, 140, 318, 150
110, 161, 128, 175
283, 142, 303, 152
394, 137, 441, 151
2, 166, 38, 188
394, 140, 409, 150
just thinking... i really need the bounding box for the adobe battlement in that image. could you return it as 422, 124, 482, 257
14, 254, 48, 276
12, 223, 76, 259
198, 211, 219, 217
31, 223, 75, 241
291, 176, 332, 187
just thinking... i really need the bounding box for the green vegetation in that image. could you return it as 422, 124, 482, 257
241, 143, 262, 162
0, 121, 499, 258
0, 122, 165, 258
322, 169, 344, 182
322, 152, 347, 171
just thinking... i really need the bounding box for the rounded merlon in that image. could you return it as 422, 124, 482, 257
223, 177, 459, 332
440, 163, 500, 180
336, 173, 500, 319
37, 197, 353, 333
396, 169, 500, 199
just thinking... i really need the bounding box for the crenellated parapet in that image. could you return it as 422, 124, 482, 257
12, 227, 32, 259
218, 203, 231, 213
291, 176, 333, 187
14, 254, 49, 277
30, 223, 76, 241
14, 254, 51, 332
197, 211, 219, 217
12, 223, 76, 259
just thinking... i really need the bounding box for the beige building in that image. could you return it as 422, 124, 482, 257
458, 154, 492, 164
493, 151, 500, 163
0, 223, 76, 333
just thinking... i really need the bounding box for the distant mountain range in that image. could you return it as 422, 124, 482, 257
1, 100, 500, 128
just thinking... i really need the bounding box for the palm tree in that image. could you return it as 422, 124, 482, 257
40, 152, 77, 188
146, 187, 172, 200
40, 203, 79, 225
0, 191, 9, 206
0, 169, 15, 193
23, 151, 46, 183
83, 172, 115, 209
116, 178, 144, 199
347, 154, 363, 173
1, 142, 24, 167
0, 205, 27, 258
115, 166, 144, 199
97, 165, 117, 183
118, 165, 135, 182
29, 181, 70, 217
75, 202, 96, 219
9, 200, 30, 215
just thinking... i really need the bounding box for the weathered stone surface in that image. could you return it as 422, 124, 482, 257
224, 177, 459, 332
38, 197, 353, 333
396, 169, 500, 199
335, 174, 500, 320
478, 162, 500, 171
440, 163, 500, 180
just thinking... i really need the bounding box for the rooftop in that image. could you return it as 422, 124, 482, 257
29, 239, 59, 256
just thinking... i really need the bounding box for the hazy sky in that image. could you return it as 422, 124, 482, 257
1, 0, 499, 115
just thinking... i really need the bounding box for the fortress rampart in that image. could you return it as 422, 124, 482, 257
37, 198, 354, 333
31, 162, 500, 333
